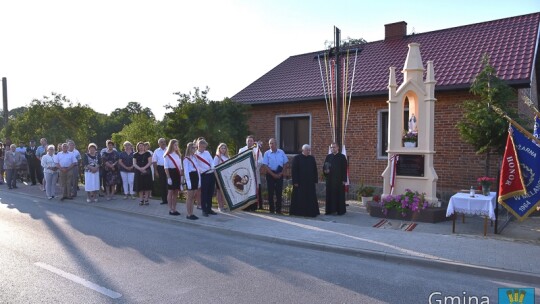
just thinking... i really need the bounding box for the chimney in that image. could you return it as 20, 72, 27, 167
385, 21, 407, 40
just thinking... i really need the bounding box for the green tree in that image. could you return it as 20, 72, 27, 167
5, 93, 98, 146
111, 113, 162, 148
456, 55, 519, 176
164, 87, 249, 153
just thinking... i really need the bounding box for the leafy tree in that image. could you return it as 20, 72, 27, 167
164, 87, 249, 154
456, 55, 519, 176
111, 113, 162, 149
4, 93, 98, 146
324, 36, 367, 49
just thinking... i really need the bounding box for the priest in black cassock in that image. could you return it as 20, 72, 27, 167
290, 144, 319, 217
323, 142, 347, 215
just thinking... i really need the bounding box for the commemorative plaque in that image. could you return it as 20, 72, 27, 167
396, 154, 424, 177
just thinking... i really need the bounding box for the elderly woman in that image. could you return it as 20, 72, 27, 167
118, 141, 136, 200
83, 143, 101, 203
133, 141, 153, 205
41, 145, 58, 199
4, 144, 23, 189
102, 140, 120, 200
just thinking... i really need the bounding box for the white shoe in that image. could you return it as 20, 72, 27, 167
86, 199, 91, 203
93, 198, 98, 202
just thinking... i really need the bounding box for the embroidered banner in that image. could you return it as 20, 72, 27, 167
214, 150, 257, 211
498, 133, 526, 200
498, 125, 540, 220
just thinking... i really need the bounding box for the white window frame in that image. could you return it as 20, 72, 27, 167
377, 109, 389, 160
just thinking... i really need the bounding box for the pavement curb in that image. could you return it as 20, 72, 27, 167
13, 189, 540, 285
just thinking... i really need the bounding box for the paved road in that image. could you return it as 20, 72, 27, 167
1, 192, 539, 303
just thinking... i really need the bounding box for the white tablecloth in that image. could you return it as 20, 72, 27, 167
446, 192, 497, 220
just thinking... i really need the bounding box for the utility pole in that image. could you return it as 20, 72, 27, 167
2, 77, 7, 127
334, 26, 342, 148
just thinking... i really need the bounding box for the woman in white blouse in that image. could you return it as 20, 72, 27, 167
213, 143, 229, 212
40, 145, 58, 199
183, 142, 200, 220
164, 139, 183, 216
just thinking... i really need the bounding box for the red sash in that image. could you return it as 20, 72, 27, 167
217, 155, 227, 164
195, 154, 211, 167
186, 156, 198, 172
167, 154, 182, 176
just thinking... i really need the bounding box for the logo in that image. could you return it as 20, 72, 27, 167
498, 288, 535, 304
231, 167, 251, 194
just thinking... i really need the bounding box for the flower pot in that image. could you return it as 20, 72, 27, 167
361, 196, 372, 211
403, 142, 416, 148
482, 185, 490, 196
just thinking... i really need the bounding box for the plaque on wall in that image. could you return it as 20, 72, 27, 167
396, 154, 424, 177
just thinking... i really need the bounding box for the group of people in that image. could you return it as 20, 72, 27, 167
239, 135, 348, 217
0, 135, 349, 220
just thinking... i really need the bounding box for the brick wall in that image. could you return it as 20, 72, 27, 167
246, 90, 505, 196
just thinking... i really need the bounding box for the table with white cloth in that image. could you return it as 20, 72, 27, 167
446, 192, 496, 236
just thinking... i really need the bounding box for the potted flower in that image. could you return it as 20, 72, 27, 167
402, 130, 418, 147
356, 182, 375, 207
477, 176, 496, 196
379, 189, 428, 219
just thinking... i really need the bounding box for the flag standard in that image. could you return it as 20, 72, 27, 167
498, 132, 526, 200
214, 150, 258, 211
498, 125, 540, 220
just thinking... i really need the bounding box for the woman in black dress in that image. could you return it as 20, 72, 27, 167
102, 140, 119, 201
133, 141, 153, 205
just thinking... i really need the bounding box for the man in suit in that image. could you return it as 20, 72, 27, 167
25, 140, 40, 186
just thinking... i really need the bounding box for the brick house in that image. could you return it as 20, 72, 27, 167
231, 13, 540, 198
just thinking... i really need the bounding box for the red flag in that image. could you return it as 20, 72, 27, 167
498, 133, 526, 200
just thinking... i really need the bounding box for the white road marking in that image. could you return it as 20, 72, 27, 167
34, 262, 122, 299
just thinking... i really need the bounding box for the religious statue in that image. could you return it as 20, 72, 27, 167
408, 113, 417, 133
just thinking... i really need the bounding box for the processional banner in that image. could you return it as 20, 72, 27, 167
214, 150, 257, 211
498, 125, 540, 220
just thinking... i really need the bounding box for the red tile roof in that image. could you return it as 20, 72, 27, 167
232, 13, 540, 104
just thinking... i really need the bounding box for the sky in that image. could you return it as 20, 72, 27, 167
0, 0, 538, 120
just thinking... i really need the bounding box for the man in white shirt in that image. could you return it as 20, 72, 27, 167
56, 143, 78, 201
239, 135, 264, 211
195, 139, 217, 216
262, 138, 289, 214
152, 138, 168, 205
68, 140, 81, 197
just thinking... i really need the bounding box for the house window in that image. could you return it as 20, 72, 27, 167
278, 115, 310, 154
378, 109, 408, 158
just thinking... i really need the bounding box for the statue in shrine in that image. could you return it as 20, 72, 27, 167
408, 113, 417, 133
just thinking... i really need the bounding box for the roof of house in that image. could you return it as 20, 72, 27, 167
232, 13, 540, 105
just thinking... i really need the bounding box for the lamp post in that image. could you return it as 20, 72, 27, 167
2, 77, 7, 127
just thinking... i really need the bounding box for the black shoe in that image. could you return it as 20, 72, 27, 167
8, 187, 12, 190
169, 211, 180, 216
187, 214, 199, 220
208, 210, 217, 215
202, 212, 209, 217
160, 201, 167, 205
12, 186, 18, 189
276, 211, 283, 215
